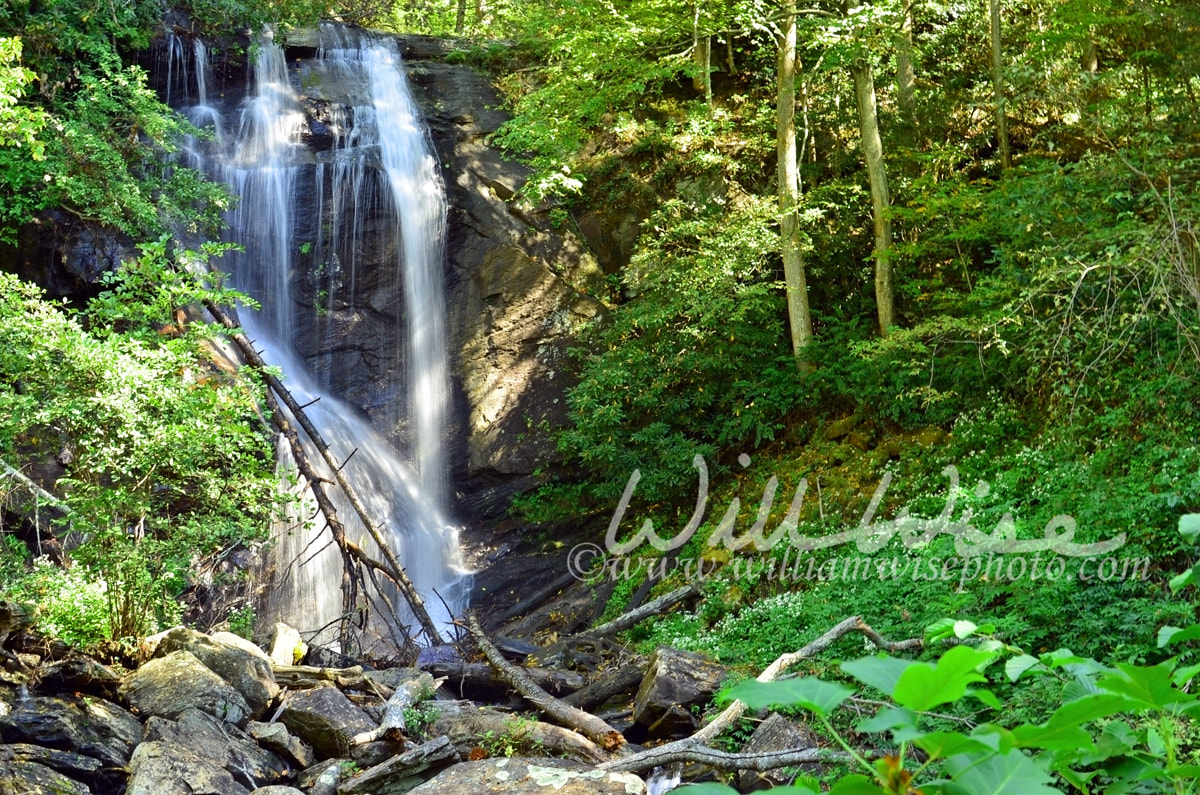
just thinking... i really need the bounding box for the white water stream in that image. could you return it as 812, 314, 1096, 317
170, 27, 468, 650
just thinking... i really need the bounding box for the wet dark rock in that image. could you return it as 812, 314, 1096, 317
126, 739, 252, 795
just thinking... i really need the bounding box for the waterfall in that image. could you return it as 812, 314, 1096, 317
167, 26, 468, 651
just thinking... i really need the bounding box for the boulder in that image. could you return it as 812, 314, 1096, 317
151, 627, 279, 718
247, 720, 315, 769
32, 657, 121, 700
142, 708, 290, 789
0, 756, 92, 794
277, 686, 376, 759
125, 740, 251, 795
119, 650, 252, 727
737, 713, 820, 792
267, 623, 307, 667
632, 647, 726, 738
407, 757, 645, 794
0, 691, 139, 768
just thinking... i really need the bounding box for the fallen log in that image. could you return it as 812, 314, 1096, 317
603, 743, 849, 773
430, 701, 607, 765
586, 582, 700, 638
561, 662, 645, 712
421, 660, 585, 698
467, 613, 626, 753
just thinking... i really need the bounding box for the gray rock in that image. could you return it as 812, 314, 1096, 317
632, 647, 727, 739
407, 757, 645, 794
142, 708, 290, 789
152, 626, 279, 718
0, 690, 138, 768
0, 757, 92, 794
126, 740, 251, 795
737, 713, 820, 792
251, 788, 308, 795
0, 749, 100, 792
119, 650, 252, 727
278, 686, 376, 759
247, 720, 315, 769
267, 623, 307, 667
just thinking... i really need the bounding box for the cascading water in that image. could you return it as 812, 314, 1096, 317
165, 25, 469, 650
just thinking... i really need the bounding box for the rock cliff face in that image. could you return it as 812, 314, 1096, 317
1, 30, 605, 522
401, 48, 605, 516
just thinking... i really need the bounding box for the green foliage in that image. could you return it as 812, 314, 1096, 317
552, 196, 800, 505
0, 245, 281, 645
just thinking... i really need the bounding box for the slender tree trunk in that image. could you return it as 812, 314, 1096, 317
455, 0, 466, 35
777, 0, 814, 357
852, 61, 895, 336
895, 0, 916, 132
989, 0, 1011, 169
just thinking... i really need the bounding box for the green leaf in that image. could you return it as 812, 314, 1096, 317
1158, 624, 1200, 648
1179, 513, 1200, 542
942, 749, 1062, 795
1170, 565, 1200, 594
1099, 661, 1197, 710
828, 775, 887, 794
912, 730, 997, 758
1012, 721, 1094, 751
856, 705, 918, 734
953, 619, 978, 639
925, 617, 958, 643
1046, 692, 1137, 728
722, 677, 855, 718
841, 655, 916, 697
1005, 654, 1043, 682
676, 785, 738, 794
892, 646, 995, 711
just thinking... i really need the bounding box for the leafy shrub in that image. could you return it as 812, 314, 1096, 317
0, 244, 281, 644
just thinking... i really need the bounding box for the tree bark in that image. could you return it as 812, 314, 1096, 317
467, 613, 626, 753
989, 0, 1011, 169
561, 662, 645, 711
852, 60, 895, 336
777, 0, 814, 357
895, 0, 917, 130
585, 582, 701, 638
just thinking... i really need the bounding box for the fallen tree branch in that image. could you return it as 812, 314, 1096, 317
204, 300, 445, 646
561, 662, 645, 711
602, 742, 850, 773
585, 582, 701, 638
467, 613, 626, 753
420, 659, 585, 698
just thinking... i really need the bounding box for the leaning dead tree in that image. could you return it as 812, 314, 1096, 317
204, 299, 445, 647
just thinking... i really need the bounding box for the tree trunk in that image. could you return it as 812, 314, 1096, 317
989, 0, 1011, 169
455, 0, 466, 35
777, 0, 814, 357
895, 0, 917, 130
852, 60, 895, 336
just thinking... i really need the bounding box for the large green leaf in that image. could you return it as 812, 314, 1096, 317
722, 677, 855, 718
892, 646, 995, 711
1158, 624, 1200, 648
1011, 721, 1094, 751
841, 655, 917, 698
1046, 692, 1137, 728
941, 749, 1063, 795
1099, 661, 1197, 710
1179, 513, 1200, 542
828, 775, 888, 794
